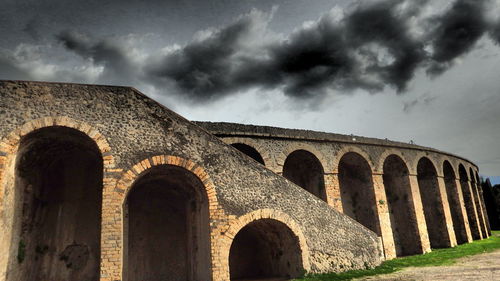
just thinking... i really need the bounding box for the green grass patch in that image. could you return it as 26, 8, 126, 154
295, 230, 500, 281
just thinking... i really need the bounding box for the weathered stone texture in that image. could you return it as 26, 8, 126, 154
0, 81, 382, 281
197, 121, 491, 261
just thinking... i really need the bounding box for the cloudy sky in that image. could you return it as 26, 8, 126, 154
1, 0, 500, 183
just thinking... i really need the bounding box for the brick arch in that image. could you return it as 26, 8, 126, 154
0, 116, 115, 203
375, 149, 411, 174
332, 145, 374, 173
114, 155, 225, 280
458, 163, 471, 181
223, 137, 270, 166
440, 158, 458, 179
278, 143, 329, 172
414, 154, 439, 175
116, 155, 220, 208
0, 116, 115, 281
410, 152, 440, 177
215, 209, 311, 280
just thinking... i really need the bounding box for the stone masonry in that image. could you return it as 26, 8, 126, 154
0, 81, 382, 281
0, 81, 490, 281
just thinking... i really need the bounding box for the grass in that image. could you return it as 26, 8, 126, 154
294, 230, 500, 281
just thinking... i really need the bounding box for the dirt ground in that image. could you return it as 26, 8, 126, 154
356, 249, 500, 281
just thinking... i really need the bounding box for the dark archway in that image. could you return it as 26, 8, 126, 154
283, 150, 326, 201
470, 168, 487, 238
11, 126, 103, 281
459, 165, 480, 240
443, 161, 468, 244
124, 165, 211, 281
383, 155, 422, 256
417, 157, 449, 248
338, 152, 380, 234
229, 219, 304, 281
231, 143, 265, 165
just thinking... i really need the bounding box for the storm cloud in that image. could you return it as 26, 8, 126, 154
35, 0, 500, 102
57, 31, 139, 86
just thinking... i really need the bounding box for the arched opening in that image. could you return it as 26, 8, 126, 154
443, 161, 468, 244
283, 150, 326, 201
10, 126, 103, 281
470, 168, 487, 238
382, 155, 422, 256
459, 165, 480, 240
338, 152, 380, 234
229, 219, 304, 281
417, 157, 449, 248
231, 143, 265, 165
124, 165, 211, 281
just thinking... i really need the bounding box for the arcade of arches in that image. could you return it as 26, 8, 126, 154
0, 126, 490, 280
0, 81, 492, 281
230, 142, 490, 259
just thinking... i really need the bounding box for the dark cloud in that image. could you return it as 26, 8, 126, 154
146, 14, 261, 99
343, 0, 426, 92
25, 0, 500, 103
56, 30, 137, 86
403, 93, 437, 113
490, 21, 500, 44
427, 0, 489, 75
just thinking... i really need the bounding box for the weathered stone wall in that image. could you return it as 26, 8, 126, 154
196, 121, 491, 260
0, 81, 382, 281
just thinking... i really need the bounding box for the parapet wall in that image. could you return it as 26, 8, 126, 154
0, 81, 382, 281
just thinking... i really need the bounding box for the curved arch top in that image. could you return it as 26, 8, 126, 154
278, 143, 329, 172
376, 150, 411, 174
0, 116, 112, 157
333, 146, 374, 173
216, 208, 311, 280
116, 155, 220, 209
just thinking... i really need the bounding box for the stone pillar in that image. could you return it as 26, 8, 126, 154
408, 174, 431, 253
324, 173, 343, 212
436, 176, 457, 247
100, 170, 124, 281
478, 185, 492, 235
454, 178, 473, 243
372, 173, 396, 259
473, 182, 489, 238
465, 180, 483, 240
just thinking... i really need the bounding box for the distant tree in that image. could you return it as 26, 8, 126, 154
482, 178, 500, 230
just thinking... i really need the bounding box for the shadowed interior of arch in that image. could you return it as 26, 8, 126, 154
469, 168, 487, 238
416, 157, 450, 248
338, 152, 380, 235
383, 155, 422, 257
282, 150, 327, 202
459, 165, 481, 240
443, 161, 468, 244
124, 164, 211, 281
231, 143, 265, 165
10, 126, 103, 281
228, 218, 304, 281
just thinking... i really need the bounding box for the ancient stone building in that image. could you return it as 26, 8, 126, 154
0, 81, 491, 281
